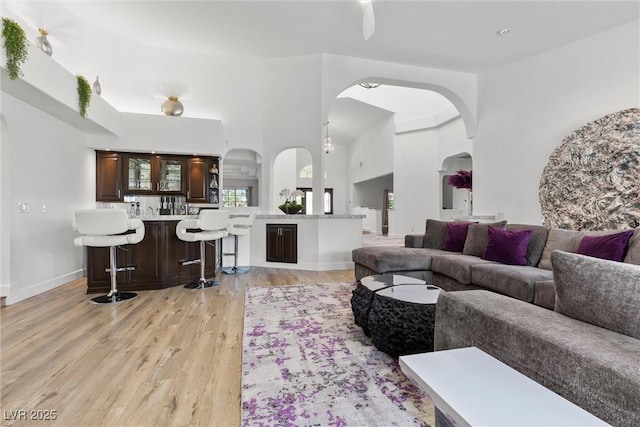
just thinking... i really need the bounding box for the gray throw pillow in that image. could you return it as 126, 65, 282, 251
462, 220, 508, 257
538, 228, 582, 270
623, 228, 640, 265
506, 224, 550, 266
552, 250, 640, 339
423, 219, 449, 249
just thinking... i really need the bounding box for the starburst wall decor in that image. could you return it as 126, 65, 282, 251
539, 108, 640, 231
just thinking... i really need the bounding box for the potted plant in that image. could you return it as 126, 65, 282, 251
278, 189, 304, 214
2, 17, 29, 80
76, 74, 92, 118
448, 170, 473, 215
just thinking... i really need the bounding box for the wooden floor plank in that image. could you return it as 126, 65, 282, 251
1, 268, 355, 426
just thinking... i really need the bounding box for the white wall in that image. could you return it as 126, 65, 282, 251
475, 20, 640, 224
352, 174, 393, 210
347, 117, 395, 184
87, 113, 224, 155
0, 106, 10, 298
391, 128, 440, 235
261, 55, 324, 213
2, 94, 95, 304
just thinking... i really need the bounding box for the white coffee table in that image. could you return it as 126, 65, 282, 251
399, 347, 610, 427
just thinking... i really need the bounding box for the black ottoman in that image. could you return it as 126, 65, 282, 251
368, 284, 441, 358
351, 274, 427, 336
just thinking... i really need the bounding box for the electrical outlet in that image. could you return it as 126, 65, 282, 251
17, 202, 29, 213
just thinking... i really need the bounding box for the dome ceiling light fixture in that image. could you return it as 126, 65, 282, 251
358, 82, 381, 89
496, 28, 511, 36
323, 121, 335, 154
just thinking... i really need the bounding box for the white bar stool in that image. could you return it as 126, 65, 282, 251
223, 212, 255, 275
176, 210, 230, 289
74, 209, 145, 304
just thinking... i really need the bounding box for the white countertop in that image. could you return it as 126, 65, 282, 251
139, 215, 196, 221
255, 214, 365, 219
137, 214, 365, 221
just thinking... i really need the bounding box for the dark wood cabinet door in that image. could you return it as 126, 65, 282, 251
163, 222, 190, 283
155, 156, 186, 195
266, 224, 297, 263
96, 151, 123, 201
123, 154, 154, 194
266, 225, 281, 262
128, 222, 162, 286
186, 158, 209, 202
280, 225, 298, 263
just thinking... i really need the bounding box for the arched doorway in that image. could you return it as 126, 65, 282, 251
441, 153, 473, 219
327, 82, 471, 234
222, 149, 262, 207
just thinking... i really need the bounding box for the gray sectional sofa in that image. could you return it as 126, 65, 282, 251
352, 219, 640, 310
352, 219, 640, 426
435, 251, 640, 427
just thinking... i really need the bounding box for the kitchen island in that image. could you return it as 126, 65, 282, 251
250, 214, 365, 271
85, 216, 219, 294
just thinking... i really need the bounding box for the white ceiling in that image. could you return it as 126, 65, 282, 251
26, 0, 639, 73
5, 1, 639, 147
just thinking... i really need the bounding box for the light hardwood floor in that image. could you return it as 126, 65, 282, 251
1, 268, 355, 426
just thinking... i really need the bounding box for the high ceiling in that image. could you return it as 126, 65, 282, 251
8, 1, 639, 72
4, 1, 639, 146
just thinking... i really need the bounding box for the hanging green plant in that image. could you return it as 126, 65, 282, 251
2, 17, 29, 80
76, 74, 92, 118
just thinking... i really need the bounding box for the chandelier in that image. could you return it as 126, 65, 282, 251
358, 82, 380, 89
323, 121, 335, 154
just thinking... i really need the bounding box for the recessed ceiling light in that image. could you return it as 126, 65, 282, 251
496, 28, 511, 36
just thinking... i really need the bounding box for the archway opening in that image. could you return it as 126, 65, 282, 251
328, 81, 471, 234
222, 148, 262, 207
441, 153, 473, 219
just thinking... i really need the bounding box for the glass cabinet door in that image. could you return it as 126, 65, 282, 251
158, 158, 183, 192
126, 156, 152, 192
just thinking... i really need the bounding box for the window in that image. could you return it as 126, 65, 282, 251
299, 164, 313, 178
297, 188, 333, 214
223, 187, 250, 207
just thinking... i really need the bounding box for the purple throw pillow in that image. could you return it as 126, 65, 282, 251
444, 222, 475, 252
482, 226, 532, 266
576, 230, 635, 262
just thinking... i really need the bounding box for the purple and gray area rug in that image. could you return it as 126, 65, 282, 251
242, 282, 434, 426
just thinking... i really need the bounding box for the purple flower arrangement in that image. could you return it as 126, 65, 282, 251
448, 170, 472, 190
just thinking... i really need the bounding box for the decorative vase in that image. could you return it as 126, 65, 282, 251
35, 28, 52, 56
92, 76, 101, 96
161, 96, 184, 116
279, 205, 303, 215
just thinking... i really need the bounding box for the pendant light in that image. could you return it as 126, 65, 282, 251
323, 121, 335, 154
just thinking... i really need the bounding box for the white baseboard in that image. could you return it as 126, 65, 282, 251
250, 259, 354, 272
6, 269, 85, 305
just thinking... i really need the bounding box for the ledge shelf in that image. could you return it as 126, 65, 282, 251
1, 44, 121, 135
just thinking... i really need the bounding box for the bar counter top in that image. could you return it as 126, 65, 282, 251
137, 214, 365, 221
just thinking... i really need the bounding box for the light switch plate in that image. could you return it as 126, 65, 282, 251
17, 202, 29, 213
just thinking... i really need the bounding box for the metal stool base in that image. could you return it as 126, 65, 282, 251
90, 292, 137, 304
222, 266, 250, 275
184, 279, 219, 289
